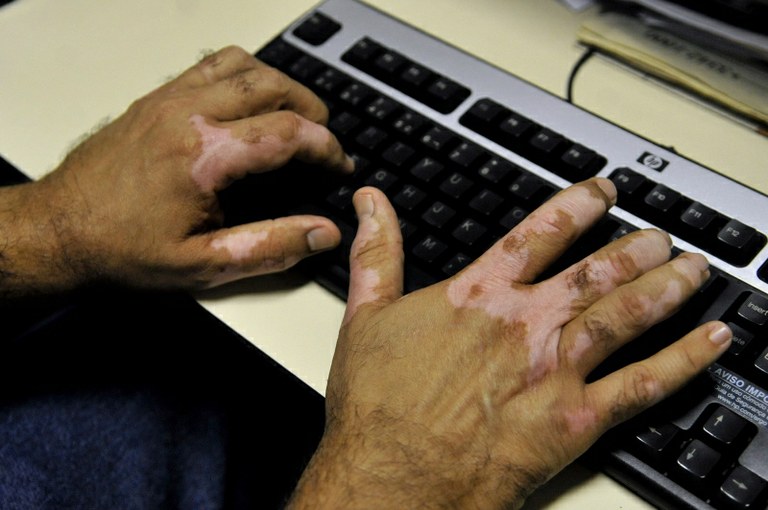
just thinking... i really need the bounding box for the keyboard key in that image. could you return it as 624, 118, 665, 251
702, 406, 748, 444
339, 82, 375, 106
422, 201, 455, 228
374, 49, 408, 76
365, 96, 400, 120
313, 68, 349, 93
442, 253, 472, 276
293, 12, 341, 45
400, 62, 434, 89
560, 143, 605, 180
421, 126, 458, 152
393, 110, 428, 137
365, 169, 398, 191
288, 54, 325, 80
717, 219, 757, 250
498, 112, 536, 143
426, 76, 470, 113
609, 167, 649, 198
469, 189, 504, 215
440, 172, 474, 198
529, 128, 566, 155
452, 219, 487, 245
382, 142, 416, 168
355, 126, 388, 150
677, 439, 721, 479
737, 292, 768, 327
410, 157, 444, 182
755, 346, 768, 375
681, 201, 717, 231
509, 174, 551, 203
413, 235, 447, 263
500, 207, 529, 230
342, 37, 383, 67
726, 322, 754, 355
393, 185, 426, 211
636, 423, 679, 455
720, 466, 766, 508
257, 39, 301, 68
644, 184, 681, 213
478, 157, 517, 183
328, 111, 361, 136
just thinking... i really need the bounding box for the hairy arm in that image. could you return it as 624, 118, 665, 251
288, 182, 732, 509
0, 46, 353, 303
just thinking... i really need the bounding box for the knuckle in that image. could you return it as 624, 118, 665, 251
582, 309, 616, 355
606, 247, 640, 280
610, 366, 658, 424
616, 289, 651, 327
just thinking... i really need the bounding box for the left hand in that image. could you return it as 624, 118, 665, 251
3, 45, 353, 297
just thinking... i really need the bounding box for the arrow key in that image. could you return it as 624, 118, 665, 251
720, 465, 766, 508
636, 422, 679, 456
677, 439, 721, 479
703, 406, 749, 445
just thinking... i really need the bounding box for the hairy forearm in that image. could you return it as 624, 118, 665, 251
0, 179, 87, 301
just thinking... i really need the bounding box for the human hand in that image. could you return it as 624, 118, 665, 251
290, 179, 732, 509
2, 46, 352, 297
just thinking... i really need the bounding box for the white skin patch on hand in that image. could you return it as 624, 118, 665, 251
189, 114, 251, 193
343, 198, 384, 325
206, 229, 270, 287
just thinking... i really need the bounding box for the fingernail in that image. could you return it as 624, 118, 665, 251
595, 177, 618, 205
356, 192, 375, 218
709, 323, 732, 346
307, 227, 337, 252
685, 252, 710, 273
344, 154, 356, 173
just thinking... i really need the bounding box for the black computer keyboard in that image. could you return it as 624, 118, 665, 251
220, 1, 768, 508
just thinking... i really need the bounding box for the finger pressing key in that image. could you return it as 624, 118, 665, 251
561, 252, 711, 376
460, 178, 617, 290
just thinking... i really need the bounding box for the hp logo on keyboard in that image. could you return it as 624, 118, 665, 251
638, 151, 669, 172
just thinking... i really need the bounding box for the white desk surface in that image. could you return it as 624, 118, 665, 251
2, 0, 766, 508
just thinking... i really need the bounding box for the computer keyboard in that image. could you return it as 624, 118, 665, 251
219, 1, 768, 508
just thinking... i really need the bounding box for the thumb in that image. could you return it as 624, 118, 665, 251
343, 187, 404, 326
200, 215, 341, 287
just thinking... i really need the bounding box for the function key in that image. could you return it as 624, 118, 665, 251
609, 167, 650, 200
342, 37, 384, 68
713, 219, 766, 267
498, 112, 537, 146
559, 143, 606, 181
293, 12, 342, 46
373, 50, 408, 77
400, 62, 434, 89
717, 219, 758, 250
644, 184, 682, 213
426, 76, 471, 114
681, 201, 717, 231
460, 98, 507, 134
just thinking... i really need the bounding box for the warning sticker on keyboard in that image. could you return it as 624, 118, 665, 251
709, 364, 768, 427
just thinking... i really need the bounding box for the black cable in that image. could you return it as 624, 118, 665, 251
566, 47, 596, 104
